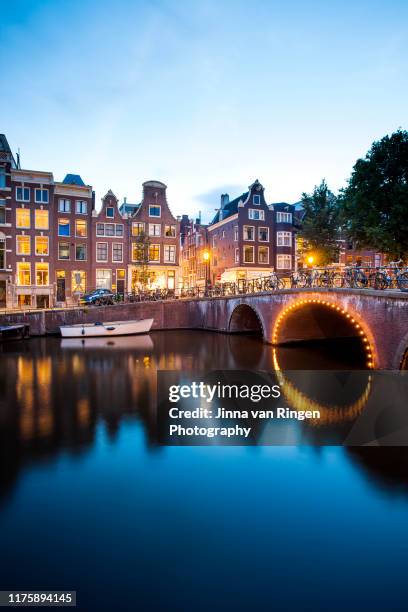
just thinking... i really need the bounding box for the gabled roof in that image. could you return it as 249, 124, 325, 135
119, 202, 141, 216
63, 173, 85, 186
210, 192, 248, 225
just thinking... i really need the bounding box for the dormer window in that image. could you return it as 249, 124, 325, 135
253, 194, 261, 205
106, 207, 114, 218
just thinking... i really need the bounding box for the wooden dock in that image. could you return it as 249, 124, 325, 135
0, 324, 30, 340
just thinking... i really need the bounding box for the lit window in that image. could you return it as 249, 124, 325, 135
115, 224, 124, 237
16, 235, 31, 255
76, 200, 87, 214
276, 212, 292, 224
106, 207, 114, 218
258, 246, 269, 264
243, 226, 254, 241
149, 244, 160, 261
164, 245, 176, 263
112, 243, 123, 262
248, 209, 264, 220
35, 236, 49, 256
149, 205, 161, 217
16, 208, 30, 228
96, 223, 105, 236
58, 219, 70, 236
243, 245, 254, 263
132, 222, 144, 236
253, 194, 261, 205
72, 270, 86, 293
58, 242, 70, 260
75, 219, 87, 237
96, 269, 112, 289
105, 223, 114, 236
17, 262, 31, 285
59, 199, 71, 212
76, 244, 87, 261
277, 254, 292, 269
132, 242, 146, 262
35, 189, 49, 204
96, 242, 108, 262
235, 248, 239, 263
16, 187, 30, 202
36, 263, 49, 286
149, 223, 161, 237
258, 227, 268, 241
35, 209, 49, 229
165, 225, 176, 237
277, 231, 291, 247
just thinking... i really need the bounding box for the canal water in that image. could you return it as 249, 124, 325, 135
0, 331, 407, 611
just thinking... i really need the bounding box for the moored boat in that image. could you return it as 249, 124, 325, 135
60, 318, 153, 338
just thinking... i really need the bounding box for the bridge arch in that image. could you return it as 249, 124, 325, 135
272, 297, 376, 368
393, 332, 408, 370
228, 303, 265, 338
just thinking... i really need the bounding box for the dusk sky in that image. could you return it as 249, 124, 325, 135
1, 0, 407, 221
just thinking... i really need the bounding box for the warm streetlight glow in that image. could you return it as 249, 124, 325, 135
307, 255, 315, 265
203, 250, 210, 261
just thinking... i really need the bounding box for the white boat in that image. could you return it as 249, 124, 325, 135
60, 318, 154, 338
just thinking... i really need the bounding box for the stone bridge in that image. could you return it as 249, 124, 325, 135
1, 288, 408, 369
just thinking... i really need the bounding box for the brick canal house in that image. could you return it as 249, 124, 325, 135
180, 215, 209, 290
128, 181, 180, 292
204, 180, 296, 286
92, 190, 128, 295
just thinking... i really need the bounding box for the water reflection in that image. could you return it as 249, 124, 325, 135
0, 331, 407, 503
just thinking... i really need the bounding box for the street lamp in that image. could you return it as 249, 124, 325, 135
203, 250, 210, 294
307, 255, 315, 267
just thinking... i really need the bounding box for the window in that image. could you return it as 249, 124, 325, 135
58, 242, 70, 260
75, 219, 87, 237
16, 208, 30, 228
35, 236, 49, 256
132, 243, 145, 262
277, 254, 292, 269
132, 222, 144, 236
72, 270, 86, 293
149, 244, 160, 262
243, 245, 254, 263
112, 243, 123, 262
16, 235, 30, 255
35, 189, 49, 203
17, 262, 31, 285
253, 194, 261, 205
115, 224, 124, 237
235, 248, 239, 263
276, 211, 292, 224
0, 168, 6, 188
165, 225, 176, 237
0, 238, 5, 269
248, 209, 264, 221
35, 209, 49, 229
76, 200, 87, 214
106, 207, 114, 218
167, 270, 175, 290
96, 269, 112, 289
243, 226, 254, 241
76, 244, 87, 261
36, 263, 49, 286
0, 199, 5, 224
16, 187, 30, 202
96, 242, 108, 262
258, 246, 269, 264
149, 205, 161, 217
277, 231, 292, 247
212, 235, 216, 247
59, 199, 71, 212
164, 245, 176, 263
259, 227, 269, 241
96, 223, 105, 236
149, 223, 161, 237
105, 223, 114, 236
234, 226, 238, 241
58, 219, 70, 236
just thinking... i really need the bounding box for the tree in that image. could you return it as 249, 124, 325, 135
299, 180, 341, 265
132, 231, 150, 290
340, 130, 408, 261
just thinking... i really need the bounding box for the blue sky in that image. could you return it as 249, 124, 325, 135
1, 0, 407, 220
